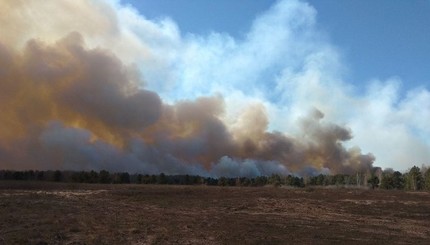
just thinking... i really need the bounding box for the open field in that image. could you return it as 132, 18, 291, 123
1, 182, 430, 244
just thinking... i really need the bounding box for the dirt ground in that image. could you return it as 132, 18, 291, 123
0, 181, 429, 244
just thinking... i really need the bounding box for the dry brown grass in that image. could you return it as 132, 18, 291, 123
1, 181, 430, 244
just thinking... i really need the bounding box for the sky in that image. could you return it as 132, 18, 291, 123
0, 0, 429, 175
124, 0, 430, 91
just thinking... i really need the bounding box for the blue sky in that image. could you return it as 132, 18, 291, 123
123, 0, 430, 92
309, 0, 430, 91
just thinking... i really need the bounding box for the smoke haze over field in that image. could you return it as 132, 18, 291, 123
0, 0, 428, 175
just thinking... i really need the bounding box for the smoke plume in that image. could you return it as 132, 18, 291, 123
0, 0, 377, 176
0, 33, 373, 176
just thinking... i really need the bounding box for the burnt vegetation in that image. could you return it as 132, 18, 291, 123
1, 181, 430, 244
1, 166, 430, 244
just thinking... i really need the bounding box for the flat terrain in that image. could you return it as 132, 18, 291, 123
1, 182, 430, 244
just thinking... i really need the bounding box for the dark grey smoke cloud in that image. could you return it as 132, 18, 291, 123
0, 32, 374, 176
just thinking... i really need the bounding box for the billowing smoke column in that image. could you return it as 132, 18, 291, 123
0, 1, 375, 177
0, 33, 373, 176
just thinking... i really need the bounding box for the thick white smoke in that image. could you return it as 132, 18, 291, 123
0, 0, 428, 173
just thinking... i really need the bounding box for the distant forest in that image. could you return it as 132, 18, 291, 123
1, 166, 430, 191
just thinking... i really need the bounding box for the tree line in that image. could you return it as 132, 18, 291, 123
0, 170, 304, 187
0, 165, 429, 190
